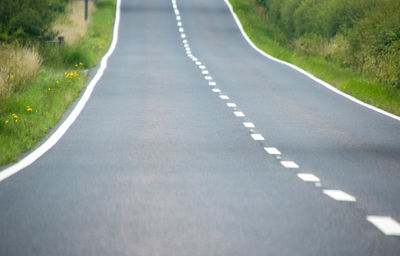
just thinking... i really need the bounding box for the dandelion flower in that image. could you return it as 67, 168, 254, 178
79, 62, 83, 66
48, 88, 51, 91
5, 120, 9, 124
56, 81, 60, 84
15, 120, 18, 123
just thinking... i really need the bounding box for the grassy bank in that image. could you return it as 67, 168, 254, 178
228, 0, 400, 116
0, 0, 116, 166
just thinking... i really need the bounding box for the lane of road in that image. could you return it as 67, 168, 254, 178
0, 0, 399, 255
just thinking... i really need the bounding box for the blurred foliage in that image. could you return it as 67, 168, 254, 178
255, 0, 400, 87
0, 0, 69, 43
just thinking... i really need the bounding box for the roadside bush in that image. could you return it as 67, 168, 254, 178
254, 0, 400, 87
0, 0, 69, 43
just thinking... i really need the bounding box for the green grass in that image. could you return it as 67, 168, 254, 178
0, 0, 116, 166
229, 0, 400, 116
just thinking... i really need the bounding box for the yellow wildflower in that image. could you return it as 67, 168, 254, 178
48, 88, 51, 91
15, 119, 18, 123
56, 80, 60, 84
79, 62, 83, 66
5, 120, 9, 124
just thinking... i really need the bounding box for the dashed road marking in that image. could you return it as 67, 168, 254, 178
227, 103, 236, 107
209, 82, 216, 86
179, 28, 184, 32
280, 161, 299, 168
177, 22, 182, 27
199, 65, 206, 69
202, 70, 209, 74
181, 34, 186, 38
176, 16, 181, 21
264, 147, 281, 155
205, 76, 212, 80
196, 61, 202, 65
212, 89, 221, 93
220, 95, 229, 100
367, 216, 400, 236
297, 173, 320, 182
243, 122, 255, 128
234, 111, 245, 117
323, 190, 356, 202
251, 134, 264, 141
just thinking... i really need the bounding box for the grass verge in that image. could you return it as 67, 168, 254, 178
228, 0, 400, 116
0, 0, 116, 166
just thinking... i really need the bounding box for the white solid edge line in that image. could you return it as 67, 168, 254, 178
223, 0, 400, 122
0, 0, 122, 182
367, 216, 400, 236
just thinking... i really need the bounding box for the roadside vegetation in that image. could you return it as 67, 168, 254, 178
0, 0, 116, 165
229, 0, 400, 115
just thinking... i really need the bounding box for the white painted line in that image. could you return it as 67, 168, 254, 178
184, 43, 189, 47
199, 65, 206, 69
234, 111, 245, 117
202, 70, 209, 74
223, 0, 400, 122
209, 82, 216, 86
181, 33, 186, 38
177, 22, 182, 27
176, 16, 181, 21
251, 134, 264, 141
323, 190, 356, 202
179, 28, 184, 32
174, 10, 179, 15
280, 161, 299, 168
243, 122, 255, 128
0, 0, 122, 182
264, 147, 281, 155
220, 95, 230, 100
226, 103, 236, 107
212, 89, 221, 93
297, 173, 320, 182
182, 39, 188, 44
195, 61, 202, 65
205, 76, 212, 80
367, 216, 400, 236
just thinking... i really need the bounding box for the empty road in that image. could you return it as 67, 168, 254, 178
1, 0, 400, 255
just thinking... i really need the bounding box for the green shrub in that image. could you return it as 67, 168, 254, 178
0, 0, 69, 43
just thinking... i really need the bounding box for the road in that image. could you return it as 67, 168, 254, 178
1, 0, 400, 255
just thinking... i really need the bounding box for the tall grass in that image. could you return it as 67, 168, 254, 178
53, 1, 97, 45
229, 0, 400, 116
0, 0, 116, 166
0, 45, 42, 98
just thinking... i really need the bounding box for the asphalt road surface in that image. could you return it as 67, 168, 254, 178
1, 0, 400, 255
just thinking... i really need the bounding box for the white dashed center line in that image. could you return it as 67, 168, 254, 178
219, 95, 229, 100
323, 190, 356, 202
202, 70, 209, 74
264, 147, 281, 155
297, 173, 320, 182
199, 65, 206, 69
234, 111, 245, 117
209, 82, 216, 86
251, 134, 264, 141
212, 89, 221, 93
227, 103, 236, 107
205, 76, 212, 80
280, 161, 299, 168
367, 216, 400, 236
243, 122, 255, 128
